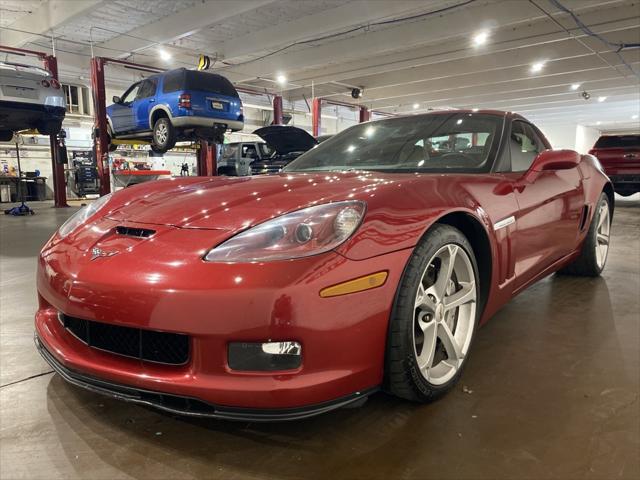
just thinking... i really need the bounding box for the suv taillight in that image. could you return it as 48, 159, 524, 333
50, 78, 60, 89
41, 79, 50, 88
178, 93, 191, 109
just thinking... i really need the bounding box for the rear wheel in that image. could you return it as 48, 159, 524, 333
151, 117, 177, 153
36, 120, 62, 136
386, 224, 479, 402
0, 130, 13, 142
560, 192, 611, 276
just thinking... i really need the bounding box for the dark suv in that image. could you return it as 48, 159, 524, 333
106, 68, 243, 153
589, 134, 640, 196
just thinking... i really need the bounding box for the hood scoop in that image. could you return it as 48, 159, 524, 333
115, 226, 156, 238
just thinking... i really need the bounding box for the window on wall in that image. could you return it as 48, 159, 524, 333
62, 84, 91, 115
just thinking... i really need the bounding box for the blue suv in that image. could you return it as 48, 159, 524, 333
106, 68, 243, 153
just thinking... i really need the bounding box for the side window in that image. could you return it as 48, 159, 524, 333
136, 79, 157, 100
510, 121, 541, 172
242, 144, 258, 158
120, 83, 140, 104
162, 70, 183, 93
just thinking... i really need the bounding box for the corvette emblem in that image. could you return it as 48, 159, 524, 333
90, 247, 118, 261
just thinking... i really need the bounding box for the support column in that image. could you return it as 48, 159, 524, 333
197, 141, 217, 176
273, 95, 283, 125
359, 106, 370, 123
90, 57, 111, 196
312, 98, 322, 137
43, 55, 68, 207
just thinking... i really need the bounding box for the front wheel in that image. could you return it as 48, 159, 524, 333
151, 117, 177, 153
386, 224, 479, 402
559, 192, 611, 276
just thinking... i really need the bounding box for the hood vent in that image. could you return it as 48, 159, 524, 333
115, 226, 156, 238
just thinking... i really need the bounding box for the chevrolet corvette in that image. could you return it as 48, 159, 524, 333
35, 110, 614, 421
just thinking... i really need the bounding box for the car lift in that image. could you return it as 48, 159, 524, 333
311, 98, 391, 136
90, 56, 285, 194
0, 45, 68, 208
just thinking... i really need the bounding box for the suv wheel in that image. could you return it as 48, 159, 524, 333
151, 117, 177, 153
36, 120, 63, 136
0, 130, 13, 142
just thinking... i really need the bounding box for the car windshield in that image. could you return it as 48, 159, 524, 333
284, 113, 503, 173
594, 135, 640, 148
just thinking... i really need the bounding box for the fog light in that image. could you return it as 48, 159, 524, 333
228, 341, 302, 371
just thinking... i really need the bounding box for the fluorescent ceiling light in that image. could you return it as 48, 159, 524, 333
596, 121, 602, 125
413, 103, 420, 109
530, 62, 545, 73
471, 108, 479, 112
276, 74, 287, 86
632, 114, 639, 120
159, 49, 171, 61
570, 83, 581, 90
597, 96, 607, 102
473, 31, 489, 46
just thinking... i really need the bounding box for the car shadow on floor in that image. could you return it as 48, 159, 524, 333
42, 275, 633, 480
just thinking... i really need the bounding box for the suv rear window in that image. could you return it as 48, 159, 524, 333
162, 69, 239, 97
594, 135, 640, 148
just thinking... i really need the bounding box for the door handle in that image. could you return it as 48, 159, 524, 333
149, 99, 155, 103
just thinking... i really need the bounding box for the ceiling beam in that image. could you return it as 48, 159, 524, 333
0, 0, 105, 47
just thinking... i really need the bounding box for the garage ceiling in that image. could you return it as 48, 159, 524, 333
1, 0, 638, 131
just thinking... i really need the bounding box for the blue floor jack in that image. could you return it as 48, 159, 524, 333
4, 139, 35, 216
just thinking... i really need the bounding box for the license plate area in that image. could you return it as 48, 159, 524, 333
210, 100, 228, 111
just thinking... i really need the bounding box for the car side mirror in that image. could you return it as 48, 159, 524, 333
113, 96, 122, 104
523, 149, 580, 182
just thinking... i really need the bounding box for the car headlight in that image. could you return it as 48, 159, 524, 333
58, 193, 113, 238
204, 201, 366, 262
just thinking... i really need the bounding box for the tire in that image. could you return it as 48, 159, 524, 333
0, 130, 13, 142
386, 224, 480, 402
217, 166, 236, 176
151, 117, 177, 153
36, 120, 62, 136
559, 192, 611, 276
107, 135, 118, 152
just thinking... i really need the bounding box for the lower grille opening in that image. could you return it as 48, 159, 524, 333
61, 314, 189, 365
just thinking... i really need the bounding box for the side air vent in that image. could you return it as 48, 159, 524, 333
116, 226, 156, 238
579, 205, 589, 231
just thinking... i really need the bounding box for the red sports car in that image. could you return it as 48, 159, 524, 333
35, 110, 613, 421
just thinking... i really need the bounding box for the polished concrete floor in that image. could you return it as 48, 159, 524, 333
1, 196, 638, 480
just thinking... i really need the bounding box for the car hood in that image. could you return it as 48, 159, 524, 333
253, 125, 317, 155
104, 172, 392, 230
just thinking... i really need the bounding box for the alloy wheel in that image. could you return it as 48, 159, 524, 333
413, 244, 477, 385
595, 199, 610, 269
155, 123, 168, 145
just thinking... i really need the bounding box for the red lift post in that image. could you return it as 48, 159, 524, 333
0, 45, 67, 207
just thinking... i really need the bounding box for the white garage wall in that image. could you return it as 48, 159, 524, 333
536, 122, 602, 154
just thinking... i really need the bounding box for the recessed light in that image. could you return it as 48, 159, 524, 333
596, 121, 602, 125
530, 62, 545, 73
159, 49, 171, 61
471, 108, 479, 112
570, 83, 581, 90
276, 74, 287, 86
632, 114, 639, 120
597, 96, 607, 102
472, 31, 489, 46
413, 103, 420, 109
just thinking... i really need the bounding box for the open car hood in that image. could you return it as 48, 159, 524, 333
253, 125, 318, 155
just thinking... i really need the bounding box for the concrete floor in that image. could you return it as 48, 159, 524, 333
1, 196, 638, 480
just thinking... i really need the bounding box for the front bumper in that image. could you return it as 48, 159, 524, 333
35, 224, 411, 416
35, 333, 377, 421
